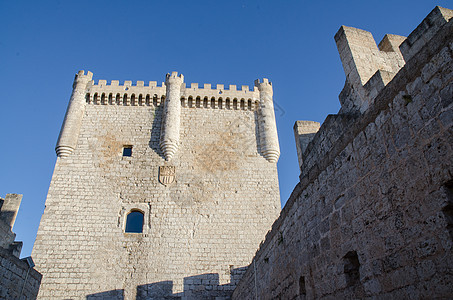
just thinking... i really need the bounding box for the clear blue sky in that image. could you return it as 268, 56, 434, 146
0, 0, 443, 258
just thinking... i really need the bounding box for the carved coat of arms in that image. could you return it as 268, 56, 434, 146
159, 166, 175, 185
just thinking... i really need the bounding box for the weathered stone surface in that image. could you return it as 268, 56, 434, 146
0, 194, 42, 299
233, 6, 453, 300
33, 73, 281, 299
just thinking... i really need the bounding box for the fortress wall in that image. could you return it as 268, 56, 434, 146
33, 88, 280, 298
233, 7, 453, 300
0, 194, 42, 299
0, 248, 42, 299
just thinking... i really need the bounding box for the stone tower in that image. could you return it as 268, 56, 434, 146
33, 71, 281, 299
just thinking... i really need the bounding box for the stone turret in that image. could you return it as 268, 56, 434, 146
255, 78, 280, 163
56, 70, 93, 157
160, 72, 184, 160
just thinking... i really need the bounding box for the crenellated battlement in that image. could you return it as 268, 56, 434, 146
335, 26, 406, 112
181, 82, 259, 107
58, 71, 278, 163
76, 70, 93, 80
85, 90, 261, 110
85, 74, 261, 108
90, 80, 257, 92
93, 79, 165, 88
335, 6, 453, 113
254, 78, 273, 94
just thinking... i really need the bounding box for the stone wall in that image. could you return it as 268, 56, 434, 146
33, 75, 280, 298
233, 6, 453, 299
0, 248, 42, 299
0, 194, 42, 299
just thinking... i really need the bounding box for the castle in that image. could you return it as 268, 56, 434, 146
32, 70, 281, 298
0, 5, 450, 299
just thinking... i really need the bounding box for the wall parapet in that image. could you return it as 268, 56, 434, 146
86, 80, 261, 111
88, 79, 260, 102
0, 248, 42, 299
301, 5, 453, 177
84, 91, 261, 111
335, 6, 452, 114
298, 5, 453, 217
0, 194, 42, 298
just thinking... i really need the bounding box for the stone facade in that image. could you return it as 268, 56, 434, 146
233, 6, 453, 299
0, 194, 42, 299
33, 71, 281, 298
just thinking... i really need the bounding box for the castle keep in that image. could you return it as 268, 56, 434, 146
33, 72, 281, 298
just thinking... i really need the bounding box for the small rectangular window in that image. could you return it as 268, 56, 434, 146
299, 276, 306, 295
123, 146, 132, 157
344, 251, 360, 287
442, 180, 453, 241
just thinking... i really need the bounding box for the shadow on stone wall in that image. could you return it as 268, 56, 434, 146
85, 266, 247, 299
148, 104, 165, 160
86, 289, 124, 299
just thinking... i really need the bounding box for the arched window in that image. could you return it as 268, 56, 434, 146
125, 210, 144, 233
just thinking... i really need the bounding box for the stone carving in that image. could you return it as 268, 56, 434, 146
158, 166, 175, 185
